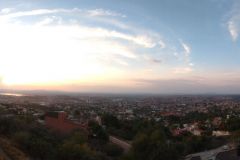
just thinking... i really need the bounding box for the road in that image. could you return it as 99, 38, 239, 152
185, 144, 235, 160
109, 136, 131, 152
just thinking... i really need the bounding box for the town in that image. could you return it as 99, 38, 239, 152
0, 93, 239, 159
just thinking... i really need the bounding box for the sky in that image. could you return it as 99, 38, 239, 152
0, 0, 240, 94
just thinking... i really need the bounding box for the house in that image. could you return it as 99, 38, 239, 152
212, 131, 230, 137
45, 111, 88, 134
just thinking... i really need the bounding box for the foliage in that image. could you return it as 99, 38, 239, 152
125, 130, 180, 160
58, 140, 95, 160
0, 112, 230, 160
226, 117, 240, 131
102, 114, 169, 140
103, 143, 123, 157
0, 138, 28, 160
0, 116, 110, 160
88, 120, 109, 142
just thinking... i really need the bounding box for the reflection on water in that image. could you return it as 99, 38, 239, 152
0, 93, 24, 97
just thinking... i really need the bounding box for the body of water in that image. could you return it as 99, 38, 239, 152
0, 93, 24, 97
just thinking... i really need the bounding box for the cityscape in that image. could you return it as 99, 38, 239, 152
0, 93, 238, 159
0, 0, 240, 160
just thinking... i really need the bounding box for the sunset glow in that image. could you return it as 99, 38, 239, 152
0, 0, 240, 93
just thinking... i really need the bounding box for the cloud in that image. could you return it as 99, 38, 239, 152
171, 41, 194, 73
0, 7, 194, 89
0, 8, 14, 14
0, 9, 61, 19
131, 74, 240, 94
35, 17, 55, 26
142, 55, 162, 64
0, 76, 3, 86
130, 78, 206, 94
101, 30, 157, 48
228, 14, 240, 41
189, 63, 194, 66
50, 76, 240, 94
0, 15, 139, 85
158, 40, 166, 49
180, 41, 191, 56
0, 8, 160, 49
173, 67, 193, 74
87, 9, 126, 18
226, 1, 240, 41
0, 8, 125, 20
151, 58, 162, 63
42, 76, 240, 94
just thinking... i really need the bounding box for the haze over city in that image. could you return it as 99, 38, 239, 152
2, 1, 240, 160
0, 0, 240, 94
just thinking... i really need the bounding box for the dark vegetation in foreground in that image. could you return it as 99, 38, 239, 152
102, 114, 229, 160
0, 115, 122, 160
0, 111, 237, 160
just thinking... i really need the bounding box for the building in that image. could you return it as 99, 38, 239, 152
212, 131, 230, 137
45, 111, 88, 134
185, 145, 235, 160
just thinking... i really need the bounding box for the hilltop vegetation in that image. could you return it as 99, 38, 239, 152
0, 116, 122, 160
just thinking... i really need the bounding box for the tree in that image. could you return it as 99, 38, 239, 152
88, 121, 109, 142
103, 143, 123, 157
128, 129, 181, 160
58, 131, 97, 160
12, 131, 30, 148
102, 114, 120, 128
28, 137, 55, 160
226, 117, 240, 131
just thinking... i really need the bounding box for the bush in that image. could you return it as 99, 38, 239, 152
103, 143, 123, 157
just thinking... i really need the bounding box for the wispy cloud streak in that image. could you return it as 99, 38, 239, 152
227, 1, 240, 41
